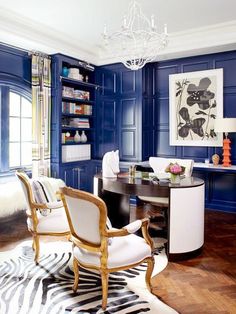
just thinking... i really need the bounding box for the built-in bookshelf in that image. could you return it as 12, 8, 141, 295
59, 58, 98, 162
50, 53, 100, 190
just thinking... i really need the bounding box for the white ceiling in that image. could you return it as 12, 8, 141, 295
0, 0, 236, 65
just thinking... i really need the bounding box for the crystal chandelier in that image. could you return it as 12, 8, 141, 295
102, 0, 168, 70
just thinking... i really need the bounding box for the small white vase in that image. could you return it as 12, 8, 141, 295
81, 130, 87, 143
74, 130, 81, 143
170, 173, 180, 184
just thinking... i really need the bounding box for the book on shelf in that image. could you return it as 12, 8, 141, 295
62, 87, 90, 100
62, 102, 92, 115
69, 118, 90, 128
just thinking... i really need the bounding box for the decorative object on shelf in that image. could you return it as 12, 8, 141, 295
74, 130, 81, 143
65, 132, 71, 138
212, 153, 220, 166
62, 67, 69, 77
68, 68, 83, 81
165, 162, 185, 184
80, 130, 87, 143
169, 69, 223, 147
214, 118, 236, 167
102, 150, 120, 178
102, 0, 168, 70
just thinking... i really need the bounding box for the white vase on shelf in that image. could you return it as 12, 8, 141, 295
74, 130, 81, 143
81, 130, 87, 143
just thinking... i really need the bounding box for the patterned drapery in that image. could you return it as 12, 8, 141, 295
31, 54, 51, 178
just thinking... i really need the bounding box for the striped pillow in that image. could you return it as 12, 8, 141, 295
31, 177, 58, 216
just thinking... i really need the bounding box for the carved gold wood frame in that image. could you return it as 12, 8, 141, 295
16, 171, 70, 263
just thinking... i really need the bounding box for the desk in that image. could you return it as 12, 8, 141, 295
94, 174, 205, 261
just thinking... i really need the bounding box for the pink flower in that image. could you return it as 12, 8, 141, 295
165, 163, 185, 175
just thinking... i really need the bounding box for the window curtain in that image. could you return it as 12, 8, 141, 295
31, 54, 51, 178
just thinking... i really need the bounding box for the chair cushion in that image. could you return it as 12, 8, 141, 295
27, 207, 70, 233
73, 234, 152, 269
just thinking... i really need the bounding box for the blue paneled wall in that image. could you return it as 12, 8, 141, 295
154, 51, 236, 164
96, 51, 236, 165
0, 44, 31, 85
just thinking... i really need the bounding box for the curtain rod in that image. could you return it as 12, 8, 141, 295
28, 50, 51, 59
0, 42, 50, 58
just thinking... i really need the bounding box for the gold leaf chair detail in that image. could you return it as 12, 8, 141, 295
16, 171, 70, 263
60, 186, 155, 310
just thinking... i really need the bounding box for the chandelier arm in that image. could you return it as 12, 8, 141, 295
102, 0, 169, 70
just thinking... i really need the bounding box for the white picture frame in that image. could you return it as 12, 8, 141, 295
169, 68, 223, 146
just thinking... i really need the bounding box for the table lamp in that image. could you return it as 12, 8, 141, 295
214, 118, 236, 167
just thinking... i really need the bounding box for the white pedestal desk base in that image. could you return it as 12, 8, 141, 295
169, 184, 205, 254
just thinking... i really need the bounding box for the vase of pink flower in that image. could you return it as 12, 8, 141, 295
165, 162, 185, 184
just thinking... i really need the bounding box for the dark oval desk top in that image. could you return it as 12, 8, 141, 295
95, 173, 204, 197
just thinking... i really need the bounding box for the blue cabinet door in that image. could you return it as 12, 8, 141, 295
60, 162, 92, 192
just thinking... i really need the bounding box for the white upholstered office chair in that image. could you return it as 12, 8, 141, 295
137, 157, 194, 235
16, 171, 70, 263
139, 157, 194, 205
60, 186, 155, 310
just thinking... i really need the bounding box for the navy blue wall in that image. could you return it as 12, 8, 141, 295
0, 44, 31, 85
154, 51, 236, 165
95, 64, 143, 161
96, 51, 236, 165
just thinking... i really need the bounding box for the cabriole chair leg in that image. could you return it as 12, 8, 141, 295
101, 270, 108, 310
33, 235, 40, 264
72, 258, 79, 292
145, 256, 155, 292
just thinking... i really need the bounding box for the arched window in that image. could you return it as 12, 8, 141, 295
9, 91, 32, 168
0, 84, 32, 173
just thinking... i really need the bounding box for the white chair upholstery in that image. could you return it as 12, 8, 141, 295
60, 186, 155, 310
15, 171, 70, 263
27, 207, 69, 233
149, 157, 194, 178
138, 158, 194, 225
74, 233, 151, 268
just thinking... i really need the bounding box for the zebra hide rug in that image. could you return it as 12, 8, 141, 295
0, 241, 178, 314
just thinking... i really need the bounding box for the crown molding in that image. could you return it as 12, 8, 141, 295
0, 6, 236, 66
0, 6, 98, 64
97, 20, 236, 65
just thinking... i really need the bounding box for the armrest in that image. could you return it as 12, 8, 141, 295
32, 200, 63, 210
123, 220, 142, 233
106, 218, 149, 238
46, 200, 64, 209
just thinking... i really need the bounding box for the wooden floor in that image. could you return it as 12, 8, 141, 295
0, 209, 235, 313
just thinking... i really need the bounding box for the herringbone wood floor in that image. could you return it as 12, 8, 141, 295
0, 209, 235, 313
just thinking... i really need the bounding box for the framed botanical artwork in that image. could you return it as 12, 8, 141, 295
169, 68, 223, 146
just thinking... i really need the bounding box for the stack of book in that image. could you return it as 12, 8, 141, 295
69, 118, 90, 128
62, 87, 90, 100
62, 102, 92, 115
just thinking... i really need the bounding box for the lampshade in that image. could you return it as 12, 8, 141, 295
214, 118, 236, 133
